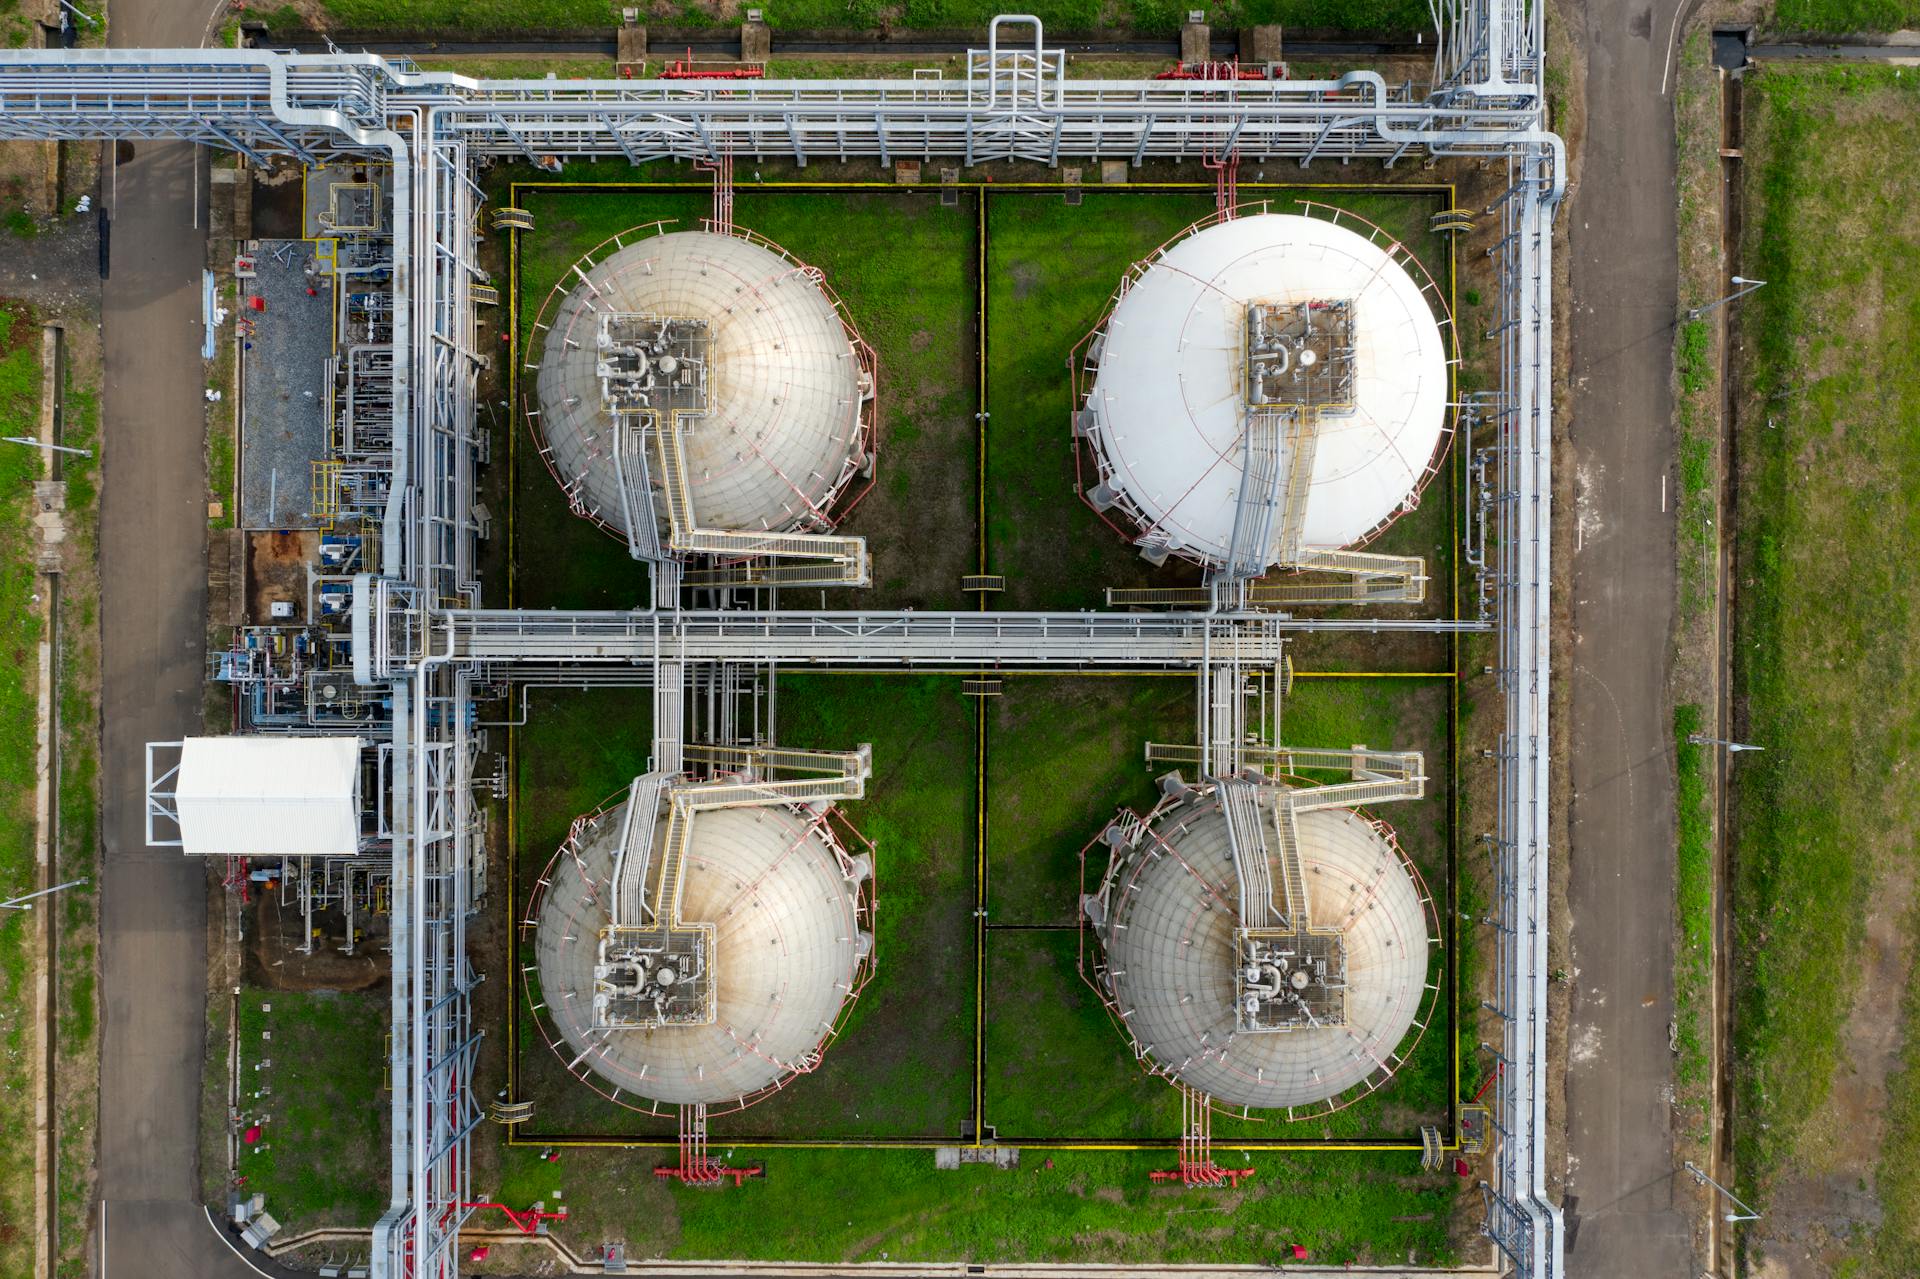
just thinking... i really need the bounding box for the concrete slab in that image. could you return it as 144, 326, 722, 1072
741, 20, 770, 62
1241, 24, 1283, 64
1180, 21, 1211, 65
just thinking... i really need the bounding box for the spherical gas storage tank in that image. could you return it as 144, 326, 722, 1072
1086, 782, 1433, 1111
1079, 212, 1449, 569
531, 794, 873, 1111
531, 228, 873, 543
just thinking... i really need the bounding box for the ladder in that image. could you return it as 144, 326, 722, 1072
1271, 794, 1310, 929
652, 411, 700, 541
1292, 546, 1428, 603
652, 409, 870, 585
1146, 742, 1423, 783
609, 772, 671, 927
680, 557, 867, 588
611, 413, 663, 562
1220, 408, 1284, 581
1287, 776, 1426, 810
650, 799, 695, 924
1274, 409, 1320, 565
676, 742, 869, 809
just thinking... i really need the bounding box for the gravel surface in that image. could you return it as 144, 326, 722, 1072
239, 239, 332, 529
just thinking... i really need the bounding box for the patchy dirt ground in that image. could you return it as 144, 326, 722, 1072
0, 141, 54, 223
1743, 857, 1915, 1276
242, 882, 391, 992
246, 528, 317, 622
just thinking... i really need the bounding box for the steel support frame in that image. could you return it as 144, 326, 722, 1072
1, 8, 1563, 1275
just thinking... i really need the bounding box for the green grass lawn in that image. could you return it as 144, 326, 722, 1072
1733, 64, 1920, 1269
515, 673, 1457, 1143
512, 687, 674, 1136
1672, 704, 1711, 1121
55, 344, 102, 1279
978, 673, 1455, 1141
235, 989, 389, 1229
985, 190, 1211, 608
1770, 0, 1920, 32
485, 1141, 1456, 1266
513, 676, 977, 1140
299, 0, 1435, 36
499, 182, 1468, 1259
513, 183, 1456, 619
984, 675, 1191, 925
0, 301, 42, 1274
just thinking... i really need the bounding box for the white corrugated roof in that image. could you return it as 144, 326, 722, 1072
1088, 213, 1449, 562
175, 736, 364, 856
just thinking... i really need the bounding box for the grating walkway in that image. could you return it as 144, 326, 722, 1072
429, 609, 1293, 669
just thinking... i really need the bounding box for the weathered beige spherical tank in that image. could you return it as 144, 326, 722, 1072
530, 793, 874, 1112
1084, 781, 1435, 1111
530, 227, 874, 546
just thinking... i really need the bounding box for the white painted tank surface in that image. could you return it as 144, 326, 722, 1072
1083, 213, 1448, 566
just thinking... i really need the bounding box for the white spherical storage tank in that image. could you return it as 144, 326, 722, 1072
1085, 784, 1435, 1112
529, 794, 874, 1112
1079, 211, 1450, 569
531, 228, 874, 544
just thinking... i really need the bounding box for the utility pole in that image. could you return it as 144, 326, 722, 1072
1685, 1160, 1761, 1223
1687, 733, 1763, 753
1687, 276, 1767, 322
0, 877, 89, 910
1, 436, 93, 459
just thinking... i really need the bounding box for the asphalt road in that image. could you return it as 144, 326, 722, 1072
94, 0, 246, 1271
1562, 0, 1695, 1273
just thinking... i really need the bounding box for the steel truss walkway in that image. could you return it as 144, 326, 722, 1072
385, 605, 1294, 673
645, 408, 872, 586
5, 12, 1565, 1277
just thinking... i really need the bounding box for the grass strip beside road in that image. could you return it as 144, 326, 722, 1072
54, 346, 102, 1279
0, 302, 44, 1277
1770, 0, 1920, 34
1672, 705, 1710, 1120
1733, 65, 1920, 1262
489, 1143, 1455, 1265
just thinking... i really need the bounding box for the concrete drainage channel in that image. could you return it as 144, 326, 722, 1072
1705, 27, 1747, 1279
31, 321, 71, 1279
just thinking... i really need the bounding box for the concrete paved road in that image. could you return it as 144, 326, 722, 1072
1563, 0, 1696, 1273
97, 142, 229, 1275
94, 0, 243, 1274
